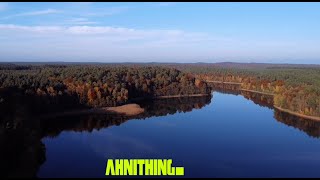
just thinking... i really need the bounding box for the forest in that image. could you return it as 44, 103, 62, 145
0, 62, 319, 118
0, 64, 210, 114
2, 62, 320, 178
177, 64, 320, 117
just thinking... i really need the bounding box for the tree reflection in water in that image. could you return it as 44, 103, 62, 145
1, 84, 320, 177
208, 83, 320, 138
0, 92, 212, 178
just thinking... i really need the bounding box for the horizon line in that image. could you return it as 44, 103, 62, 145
1, 61, 320, 66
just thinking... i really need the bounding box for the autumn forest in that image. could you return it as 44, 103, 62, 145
1, 62, 320, 178
0, 62, 320, 119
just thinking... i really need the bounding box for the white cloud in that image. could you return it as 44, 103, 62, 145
2, 9, 61, 19
66, 26, 122, 34
65, 18, 98, 25
0, 24, 63, 33
0, 24, 319, 62
0, 24, 211, 49
0, 24, 213, 61
0, 24, 201, 38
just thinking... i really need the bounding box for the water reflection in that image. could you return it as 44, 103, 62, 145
241, 91, 274, 109
207, 82, 241, 96
275, 109, 320, 138
1, 84, 320, 177
42, 95, 212, 137
207, 83, 273, 109
0, 94, 212, 177
207, 83, 320, 138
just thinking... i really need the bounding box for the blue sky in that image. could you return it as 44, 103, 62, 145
0, 2, 320, 63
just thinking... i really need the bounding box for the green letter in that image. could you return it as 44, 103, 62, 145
124, 159, 133, 175
154, 159, 158, 175
145, 159, 153, 175
133, 160, 137, 175
158, 159, 167, 175
137, 159, 145, 175
105, 159, 115, 176
167, 159, 175, 175
115, 159, 123, 175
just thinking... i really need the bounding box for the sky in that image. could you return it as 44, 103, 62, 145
0, 2, 320, 64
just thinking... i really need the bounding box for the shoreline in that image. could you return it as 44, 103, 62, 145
128, 93, 210, 102
241, 89, 320, 122
206, 81, 320, 121
154, 94, 209, 99
274, 106, 320, 121
205, 80, 275, 96
205, 80, 242, 85
240, 89, 320, 121
240, 89, 275, 96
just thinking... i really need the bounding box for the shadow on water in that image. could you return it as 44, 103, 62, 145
42, 95, 213, 138
1, 84, 320, 177
0, 89, 212, 178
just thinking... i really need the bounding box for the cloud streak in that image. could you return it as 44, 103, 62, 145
0, 24, 204, 38
0, 24, 211, 49
65, 18, 98, 25
0, 24, 319, 63
2, 9, 61, 19
0, 24, 215, 61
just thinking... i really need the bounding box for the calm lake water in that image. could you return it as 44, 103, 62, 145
31, 90, 320, 178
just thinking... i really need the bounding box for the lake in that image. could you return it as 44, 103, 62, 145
2, 88, 320, 178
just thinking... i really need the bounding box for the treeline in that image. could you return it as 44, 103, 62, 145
186, 66, 320, 117
2, 62, 319, 117
0, 64, 209, 111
